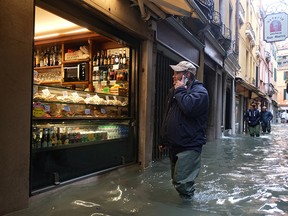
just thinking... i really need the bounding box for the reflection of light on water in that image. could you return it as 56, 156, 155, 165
258, 203, 284, 214
109, 185, 123, 201
228, 196, 250, 204
130, 208, 138, 213
73, 200, 100, 207
216, 199, 225, 204
91, 213, 111, 216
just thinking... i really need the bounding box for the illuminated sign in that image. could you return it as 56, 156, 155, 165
264, 12, 288, 42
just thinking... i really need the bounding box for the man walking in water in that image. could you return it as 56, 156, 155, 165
245, 102, 261, 137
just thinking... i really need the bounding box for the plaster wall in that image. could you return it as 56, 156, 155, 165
0, 0, 33, 215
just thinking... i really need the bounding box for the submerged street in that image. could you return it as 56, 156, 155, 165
7, 124, 288, 216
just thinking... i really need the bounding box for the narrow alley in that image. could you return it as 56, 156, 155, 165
6, 124, 288, 216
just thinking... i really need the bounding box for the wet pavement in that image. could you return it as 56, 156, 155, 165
6, 124, 288, 216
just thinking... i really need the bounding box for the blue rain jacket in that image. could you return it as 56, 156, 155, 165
260, 111, 273, 124
160, 80, 209, 152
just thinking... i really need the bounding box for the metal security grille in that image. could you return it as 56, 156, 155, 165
152, 52, 176, 160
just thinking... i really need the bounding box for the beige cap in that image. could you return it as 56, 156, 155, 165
170, 61, 196, 75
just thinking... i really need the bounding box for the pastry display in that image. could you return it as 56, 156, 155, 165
33, 84, 128, 119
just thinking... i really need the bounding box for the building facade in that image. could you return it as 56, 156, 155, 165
276, 42, 288, 113
0, 0, 260, 214
5, 0, 287, 214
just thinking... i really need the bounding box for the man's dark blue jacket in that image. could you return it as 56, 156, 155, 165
260, 110, 273, 124
160, 80, 209, 153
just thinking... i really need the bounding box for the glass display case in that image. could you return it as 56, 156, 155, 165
32, 83, 130, 148
31, 84, 134, 192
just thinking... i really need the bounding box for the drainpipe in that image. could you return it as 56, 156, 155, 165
137, 0, 151, 21
235, 0, 239, 59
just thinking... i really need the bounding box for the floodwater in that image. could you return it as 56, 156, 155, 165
6, 124, 288, 216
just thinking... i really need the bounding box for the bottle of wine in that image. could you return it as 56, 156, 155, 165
114, 52, 119, 64
107, 50, 111, 65
96, 51, 100, 66
122, 49, 127, 66
119, 49, 123, 65
35, 49, 40, 67
100, 50, 104, 66
104, 50, 108, 66
93, 53, 97, 66
42, 128, 48, 148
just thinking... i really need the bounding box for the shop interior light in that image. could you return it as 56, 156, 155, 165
34, 28, 91, 40
63, 28, 90, 34
34, 33, 60, 40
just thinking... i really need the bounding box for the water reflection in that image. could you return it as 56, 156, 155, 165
6, 125, 288, 216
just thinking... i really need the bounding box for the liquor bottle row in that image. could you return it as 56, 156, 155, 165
93, 48, 129, 68
31, 124, 129, 149
34, 45, 62, 67
92, 68, 128, 82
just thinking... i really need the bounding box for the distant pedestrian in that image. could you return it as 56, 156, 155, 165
245, 102, 261, 137
280, 111, 287, 123
159, 61, 209, 202
260, 106, 273, 133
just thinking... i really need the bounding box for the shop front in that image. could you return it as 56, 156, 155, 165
1, 0, 157, 214
30, 0, 151, 193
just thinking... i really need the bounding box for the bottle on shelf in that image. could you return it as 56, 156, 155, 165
122, 49, 127, 66
50, 46, 55, 66
54, 46, 59, 66
57, 127, 62, 145
42, 128, 48, 148
47, 128, 53, 147
109, 69, 115, 80
47, 47, 51, 66
36, 127, 42, 149
51, 127, 58, 146
114, 52, 119, 65
39, 48, 44, 67
103, 50, 108, 66
100, 50, 104, 66
119, 49, 123, 65
35, 50, 40, 67
102, 70, 108, 81
93, 53, 97, 67
111, 52, 115, 65
96, 51, 100, 66
57, 46, 62, 65
107, 50, 111, 65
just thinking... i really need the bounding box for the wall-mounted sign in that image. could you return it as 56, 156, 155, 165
264, 12, 288, 42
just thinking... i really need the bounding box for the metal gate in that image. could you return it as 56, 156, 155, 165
152, 51, 176, 160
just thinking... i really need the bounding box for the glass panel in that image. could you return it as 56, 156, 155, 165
31, 120, 130, 150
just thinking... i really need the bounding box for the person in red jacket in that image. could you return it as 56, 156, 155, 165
159, 61, 209, 202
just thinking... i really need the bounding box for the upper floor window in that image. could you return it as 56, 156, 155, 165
284, 89, 288, 100
284, 71, 288, 80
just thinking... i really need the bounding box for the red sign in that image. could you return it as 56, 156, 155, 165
264, 12, 288, 42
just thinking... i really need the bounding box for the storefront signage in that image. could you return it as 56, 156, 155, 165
264, 12, 288, 42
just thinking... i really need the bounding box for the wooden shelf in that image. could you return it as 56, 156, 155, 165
62, 59, 90, 64
34, 65, 61, 70
62, 81, 89, 85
